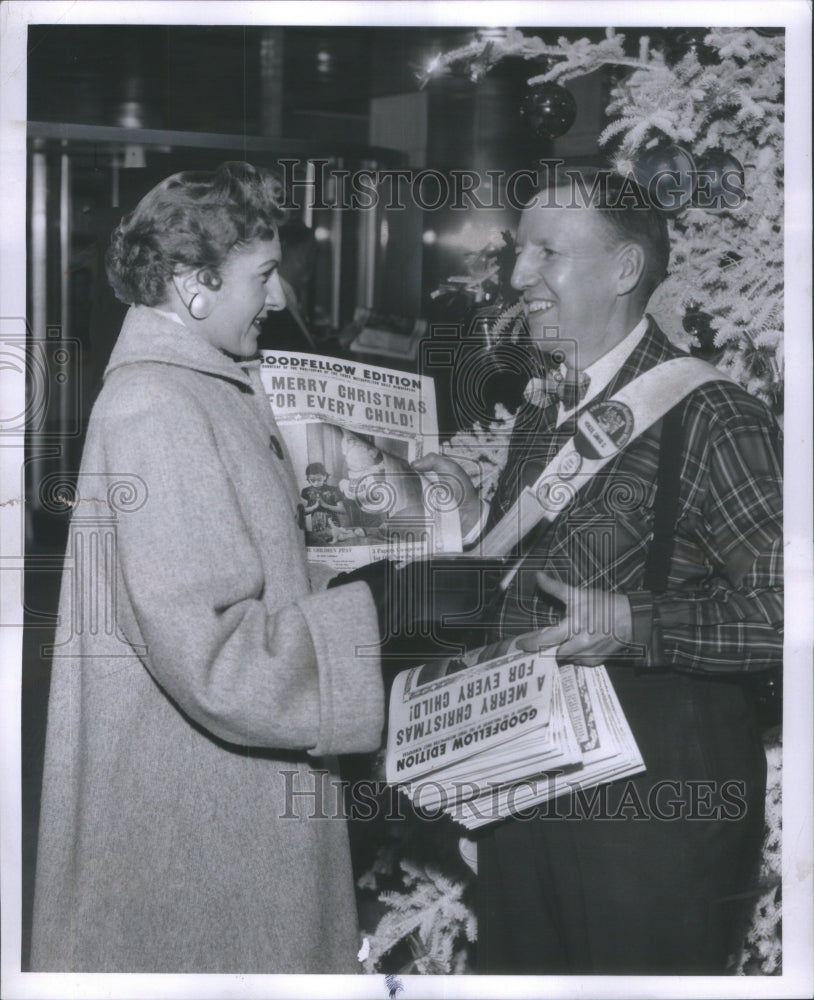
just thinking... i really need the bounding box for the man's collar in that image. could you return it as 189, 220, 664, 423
555, 316, 649, 425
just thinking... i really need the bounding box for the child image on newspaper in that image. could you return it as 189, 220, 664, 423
299, 426, 428, 546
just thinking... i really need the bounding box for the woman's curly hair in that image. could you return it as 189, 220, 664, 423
105, 161, 288, 306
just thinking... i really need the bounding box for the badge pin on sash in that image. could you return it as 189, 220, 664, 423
535, 399, 635, 507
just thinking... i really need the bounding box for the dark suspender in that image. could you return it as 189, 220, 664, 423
643, 405, 684, 594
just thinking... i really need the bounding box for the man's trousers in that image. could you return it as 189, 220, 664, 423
476, 668, 768, 974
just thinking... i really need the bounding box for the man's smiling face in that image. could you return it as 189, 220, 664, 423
511, 193, 626, 369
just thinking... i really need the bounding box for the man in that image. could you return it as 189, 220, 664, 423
415, 167, 782, 974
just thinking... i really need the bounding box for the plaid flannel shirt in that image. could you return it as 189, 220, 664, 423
488, 318, 783, 676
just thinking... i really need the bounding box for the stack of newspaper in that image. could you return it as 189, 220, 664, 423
385, 643, 645, 829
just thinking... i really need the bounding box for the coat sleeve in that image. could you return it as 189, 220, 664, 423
95, 375, 384, 754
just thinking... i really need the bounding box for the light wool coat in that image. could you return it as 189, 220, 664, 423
31, 307, 384, 973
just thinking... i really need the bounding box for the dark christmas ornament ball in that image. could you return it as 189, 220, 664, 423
693, 149, 746, 212
632, 142, 697, 213
520, 83, 577, 139
662, 29, 719, 66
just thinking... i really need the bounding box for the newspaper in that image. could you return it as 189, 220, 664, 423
386, 643, 646, 830
260, 351, 462, 572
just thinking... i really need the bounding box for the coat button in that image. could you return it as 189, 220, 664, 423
269, 435, 283, 459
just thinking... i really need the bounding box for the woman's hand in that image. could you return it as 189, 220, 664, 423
515, 573, 633, 667
411, 452, 482, 537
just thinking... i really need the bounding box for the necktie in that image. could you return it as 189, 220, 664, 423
523, 362, 591, 410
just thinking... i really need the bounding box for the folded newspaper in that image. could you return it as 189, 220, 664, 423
385, 642, 646, 830
260, 351, 461, 572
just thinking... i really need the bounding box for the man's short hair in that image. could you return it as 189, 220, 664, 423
536, 165, 670, 299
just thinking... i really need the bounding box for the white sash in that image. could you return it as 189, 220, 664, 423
478, 356, 731, 559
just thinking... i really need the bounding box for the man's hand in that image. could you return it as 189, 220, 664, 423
515, 573, 633, 666
411, 452, 481, 537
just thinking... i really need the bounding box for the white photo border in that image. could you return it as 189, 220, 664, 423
1, 2, 811, 998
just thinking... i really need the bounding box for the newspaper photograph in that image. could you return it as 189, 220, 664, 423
260, 351, 462, 570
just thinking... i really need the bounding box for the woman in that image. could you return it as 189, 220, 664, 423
30, 162, 384, 973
